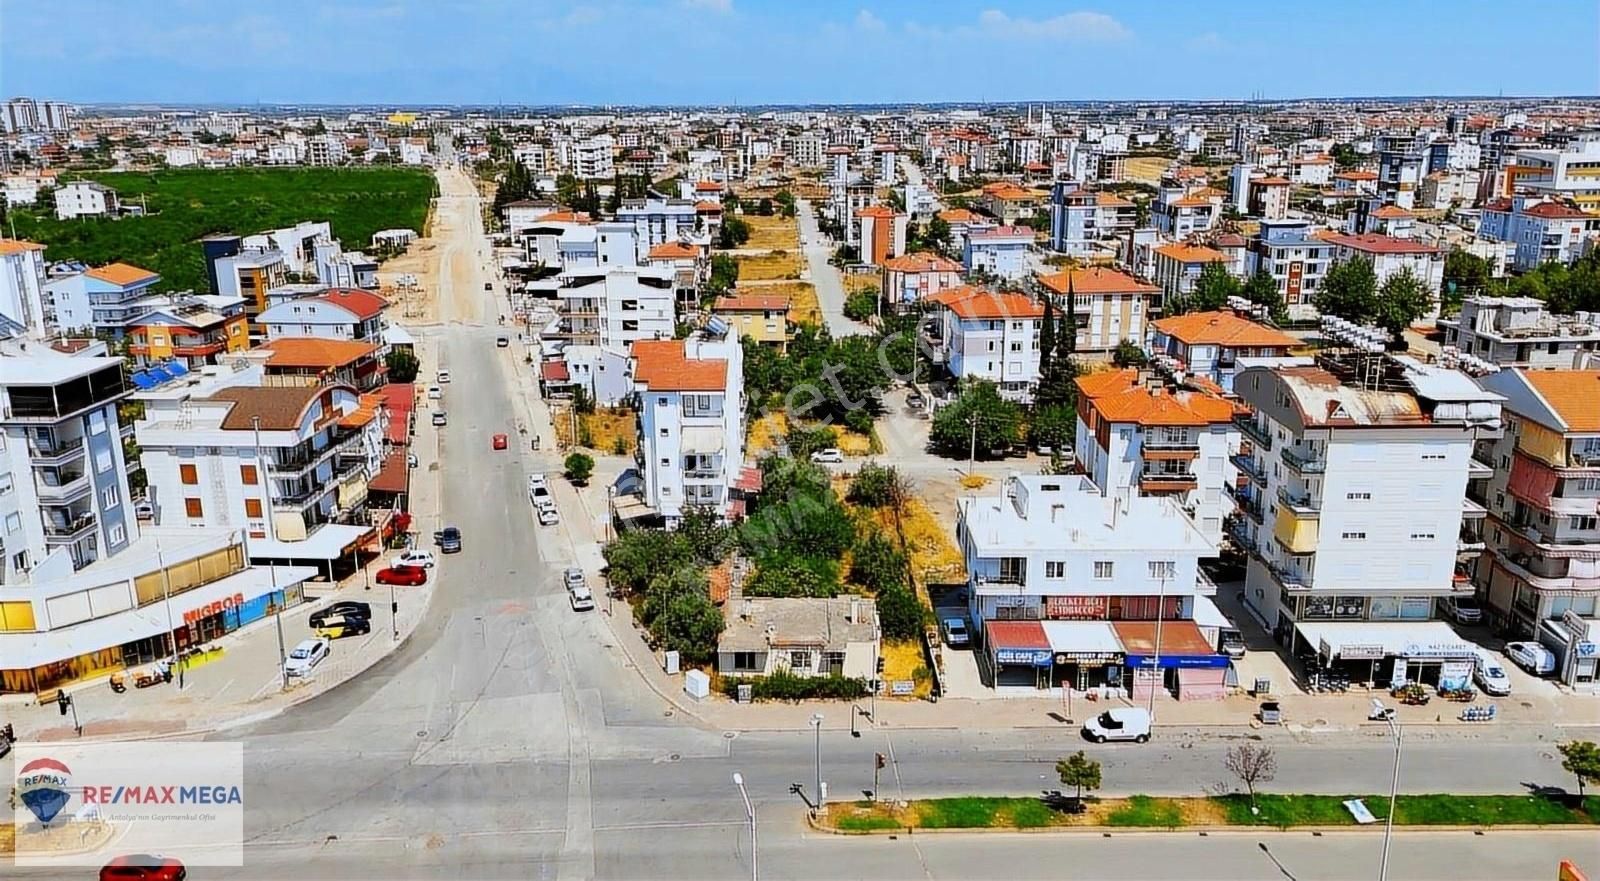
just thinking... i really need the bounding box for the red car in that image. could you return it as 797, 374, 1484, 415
492, 433, 508, 450
101, 854, 186, 880
375, 565, 427, 586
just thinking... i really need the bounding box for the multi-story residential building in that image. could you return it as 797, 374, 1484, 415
211, 248, 289, 334
1152, 186, 1223, 238
646, 240, 707, 307
1437, 296, 1600, 369
712, 294, 790, 351
1323, 233, 1445, 317
1074, 369, 1239, 545
125, 296, 251, 369
1036, 266, 1158, 354
550, 266, 675, 349
258, 337, 389, 392
1248, 176, 1291, 219
880, 252, 964, 308
54, 181, 119, 220
44, 262, 162, 337
1470, 368, 1599, 687
1246, 219, 1335, 322
1332, 170, 1380, 198
978, 182, 1042, 226
1375, 133, 1426, 209
0, 348, 139, 575
855, 205, 908, 265
963, 225, 1033, 281
1150, 244, 1228, 315
1503, 133, 1600, 208
256, 287, 388, 343
1048, 185, 1098, 256
1147, 309, 1300, 393
630, 335, 746, 527
925, 286, 1043, 402
1426, 140, 1482, 174
1477, 196, 1600, 272
573, 136, 615, 180
957, 473, 1223, 698
616, 196, 699, 261
1232, 352, 1504, 683
0, 239, 48, 336
239, 222, 331, 278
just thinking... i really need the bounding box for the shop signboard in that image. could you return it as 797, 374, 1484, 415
1401, 642, 1474, 659
1390, 658, 1409, 688
1439, 659, 1474, 691
1337, 644, 1386, 661
1562, 610, 1590, 639
1576, 641, 1597, 659
890, 680, 916, 696
1054, 652, 1122, 665
183, 592, 246, 626
1045, 596, 1107, 620
995, 648, 1053, 667
1125, 653, 1231, 670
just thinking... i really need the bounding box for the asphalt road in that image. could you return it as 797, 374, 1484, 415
795, 197, 873, 338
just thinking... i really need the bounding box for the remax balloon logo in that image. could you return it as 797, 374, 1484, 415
17, 757, 72, 825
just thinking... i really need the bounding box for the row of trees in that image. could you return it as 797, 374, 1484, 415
1313, 257, 1434, 336
741, 321, 908, 434
1165, 261, 1289, 324
1443, 250, 1600, 317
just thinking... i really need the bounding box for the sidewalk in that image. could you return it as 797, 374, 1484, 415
4, 336, 450, 743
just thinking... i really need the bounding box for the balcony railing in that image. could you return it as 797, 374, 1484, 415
270, 431, 360, 476
44, 513, 97, 542
1277, 487, 1321, 516
1226, 482, 1264, 523
1231, 453, 1268, 486
1143, 437, 1201, 453
1280, 446, 1326, 474
1140, 472, 1198, 491
27, 436, 86, 463
1265, 559, 1312, 592
36, 472, 91, 501
684, 467, 722, 480
1233, 414, 1273, 450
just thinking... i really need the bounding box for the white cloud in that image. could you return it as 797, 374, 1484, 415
684, 0, 732, 12
974, 9, 1130, 41
855, 8, 885, 31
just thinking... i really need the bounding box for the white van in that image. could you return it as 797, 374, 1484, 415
1474, 650, 1511, 696
1083, 707, 1151, 743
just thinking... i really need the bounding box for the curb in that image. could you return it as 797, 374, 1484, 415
807, 813, 1598, 837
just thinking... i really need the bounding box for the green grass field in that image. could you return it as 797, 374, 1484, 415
12, 167, 437, 292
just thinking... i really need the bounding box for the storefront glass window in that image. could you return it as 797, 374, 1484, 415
1334, 596, 1365, 619
1400, 597, 1433, 620
1370, 596, 1401, 620
1303, 595, 1334, 620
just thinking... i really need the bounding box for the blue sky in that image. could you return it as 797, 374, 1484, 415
6, 1, 1597, 105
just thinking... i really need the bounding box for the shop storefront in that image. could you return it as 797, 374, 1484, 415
985, 620, 1053, 689
1114, 621, 1229, 701
1541, 611, 1598, 690
1295, 621, 1477, 687
1041, 621, 1124, 691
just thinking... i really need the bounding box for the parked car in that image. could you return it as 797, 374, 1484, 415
283, 638, 331, 677
569, 584, 595, 612
309, 602, 372, 629
1219, 629, 1248, 660
942, 617, 970, 648
529, 474, 552, 505
1474, 656, 1512, 696
810, 448, 844, 464
375, 565, 428, 586
1083, 707, 1151, 744
396, 549, 436, 569
437, 369, 451, 384
496, 335, 509, 347
563, 567, 586, 591
427, 385, 442, 400
431, 410, 448, 427
436, 526, 462, 553
1442, 596, 1483, 625
100, 854, 187, 881
537, 506, 560, 526
314, 614, 371, 640
492, 433, 508, 450
407, 452, 419, 469
1505, 641, 1556, 676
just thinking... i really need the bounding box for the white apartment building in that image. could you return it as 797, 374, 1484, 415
551, 266, 676, 349
925, 287, 1043, 402
574, 136, 615, 180
963, 226, 1034, 281
616, 197, 699, 262
0, 239, 49, 336
956, 474, 1222, 697
1232, 353, 1504, 681
1505, 133, 1600, 209
788, 134, 825, 167
256, 287, 387, 343
1438, 296, 1600, 369
1074, 369, 1241, 547
54, 181, 119, 221
1036, 267, 1158, 354
630, 335, 746, 527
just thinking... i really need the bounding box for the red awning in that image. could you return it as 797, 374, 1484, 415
541, 360, 571, 383
985, 619, 1049, 650
733, 466, 763, 493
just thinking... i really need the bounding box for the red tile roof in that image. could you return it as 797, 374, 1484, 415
1151, 310, 1299, 349
927, 286, 1043, 320
368, 450, 411, 495
1037, 266, 1159, 296
1521, 201, 1591, 220
985, 619, 1049, 650
379, 383, 415, 445
85, 262, 158, 287
259, 337, 380, 369
631, 339, 729, 392
1324, 233, 1440, 255
540, 360, 571, 383
882, 252, 962, 273
315, 287, 389, 321
648, 241, 700, 260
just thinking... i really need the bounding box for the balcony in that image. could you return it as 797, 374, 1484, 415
1467, 457, 1494, 480
974, 572, 1027, 592
171, 339, 226, 358
1226, 482, 1264, 523
1277, 487, 1321, 518
1233, 413, 1273, 450
35, 471, 91, 502
1280, 446, 1326, 474
1263, 558, 1312, 592
44, 512, 97, 543
565, 306, 601, 317
27, 436, 86, 465
1273, 507, 1320, 554
1227, 519, 1258, 553
1142, 436, 1201, 458
1461, 497, 1488, 521
1231, 452, 1268, 486
270, 431, 361, 477
1140, 472, 1198, 493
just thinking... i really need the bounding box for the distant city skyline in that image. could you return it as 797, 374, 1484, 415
5, 1, 1598, 106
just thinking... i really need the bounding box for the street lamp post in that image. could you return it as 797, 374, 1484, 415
1145, 571, 1168, 721
809, 713, 824, 815
155, 537, 183, 690
732, 772, 756, 881
1378, 715, 1402, 881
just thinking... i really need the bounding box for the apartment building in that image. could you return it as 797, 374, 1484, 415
1246, 220, 1335, 322
711, 294, 790, 351
630, 335, 746, 527
1503, 133, 1600, 208
1232, 353, 1504, 683
1048, 185, 1098, 256
1249, 176, 1291, 220
1036, 266, 1158, 354
125, 296, 251, 369
925, 286, 1044, 402
1438, 296, 1600, 369
211, 248, 288, 332
616, 196, 699, 261
855, 205, 908, 266
573, 136, 615, 180
1470, 369, 1600, 687
1375, 134, 1425, 209
956, 474, 1223, 698
1147, 309, 1299, 393
1152, 186, 1223, 238
256, 287, 388, 343
963, 226, 1034, 281
550, 266, 675, 349
258, 337, 389, 392
1477, 196, 1600, 272
1150, 244, 1228, 315
881, 252, 964, 308
0, 239, 48, 336
44, 262, 162, 336
1074, 369, 1239, 546
54, 181, 119, 220
1323, 233, 1445, 317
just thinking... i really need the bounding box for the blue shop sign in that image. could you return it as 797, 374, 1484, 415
1125, 653, 1231, 670
995, 648, 1053, 667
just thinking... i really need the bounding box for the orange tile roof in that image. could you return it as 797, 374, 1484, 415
1151, 310, 1299, 349
0, 239, 45, 256
1324, 233, 1440, 255
857, 205, 897, 219
1521, 370, 1600, 433
927, 286, 1043, 320
1094, 192, 1134, 208
714, 295, 790, 312
1074, 369, 1139, 399
938, 208, 980, 223
631, 339, 729, 392
882, 252, 962, 273
695, 180, 722, 191
1154, 243, 1226, 264
85, 262, 158, 287
1256, 176, 1291, 185
541, 210, 593, 223
1037, 266, 1159, 296
695, 200, 723, 212
982, 183, 1034, 201
1334, 170, 1378, 180
1170, 195, 1220, 208
315, 287, 390, 320
1372, 205, 1414, 219
648, 241, 700, 260
1078, 372, 1235, 427
339, 392, 384, 429
259, 337, 381, 369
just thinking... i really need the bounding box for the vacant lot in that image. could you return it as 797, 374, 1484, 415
739, 281, 818, 325
12, 167, 437, 291
1125, 156, 1172, 185
735, 250, 803, 281
742, 214, 799, 250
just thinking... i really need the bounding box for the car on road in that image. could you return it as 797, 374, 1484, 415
569, 584, 595, 611
563, 568, 586, 591
314, 614, 371, 640
437, 369, 451, 384
427, 385, 442, 400
407, 452, 419, 469
396, 549, 436, 569
1441, 595, 1483, 625
309, 601, 372, 629
436, 526, 462, 553
375, 565, 428, 586
100, 853, 187, 881
1083, 707, 1151, 744
496, 335, 509, 347
492, 433, 508, 450
810, 448, 844, 464
529, 475, 553, 507
942, 617, 970, 648
431, 410, 448, 427
1219, 629, 1248, 660
283, 638, 331, 678
1505, 641, 1556, 676
537, 506, 560, 526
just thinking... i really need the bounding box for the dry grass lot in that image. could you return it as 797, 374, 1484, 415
742, 214, 799, 250
1125, 156, 1173, 185
879, 638, 934, 698
553, 407, 637, 454
747, 411, 788, 455
843, 273, 879, 294
741, 281, 818, 325
735, 250, 804, 281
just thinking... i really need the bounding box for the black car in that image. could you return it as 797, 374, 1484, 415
436, 526, 463, 553
309, 602, 372, 629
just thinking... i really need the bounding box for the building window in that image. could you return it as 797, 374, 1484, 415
0, 473, 11, 496
732, 651, 761, 672
1341, 531, 1366, 540
184, 498, 204, 518
102, 486, 119, 509
1571, 515, 1598, 531
789, 650, 812, 670
1148, 560, 1176, 580
1045, 561, 1065, 579
180, 464, 199, 485
1093, 561, 1114, 579
109, 524, 126, 544
241, 464, 258, 485
245, 498, 263, 518
1346, 492, 1371, 500
5, 512, 20, 533
1409, 532, 1435, 540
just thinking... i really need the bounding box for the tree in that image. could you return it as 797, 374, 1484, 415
1038, 296, 1057, 380
1558, 741, 1600, 799
563, 452, 594, 485
843, 290, 877, 322
1169, 261, 1240, 316
384, 347, 421, 383
1029, 403, 1075, 451
1330, 143, 1361, 169
849, 530, 909, 594
923, 215, 952, 255
1056, 751, 1102, 804
651, 590, 725, 663
745, 553, 841, 598
1315, 256, 1379, 326
1223, 744, 1277, 812
1111, 340, 1148, 368
876, 584, 925, 640
719, 215, 751, 248
1443, 250, 1492, 313
784, 424, 838, 461
756, 197, 774, 216
708, 253, 740, 295
929, 381, 1023, 458
847, 463, 908, 508
677, 506, 733, 563
1241, 270, 1288, 325
572, 385, 595, 414
1374, 265, 1435, 336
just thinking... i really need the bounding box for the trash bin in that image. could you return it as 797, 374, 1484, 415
1260, 700, 1282, 725
1253, 677, 1271, 696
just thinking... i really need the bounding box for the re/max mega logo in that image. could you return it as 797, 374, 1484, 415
81, 785, 243, 805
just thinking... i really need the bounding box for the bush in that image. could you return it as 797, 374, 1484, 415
720, 670, 869, 702
564, 452, 595, 484
785, 424, 837, 460
745, 552, 842, 598
850, 530, 908, 594
611, 436, 628, 455
877, 584, 926, 640
844, 290, 878, 322
842, 409, 875, 435
847, 464, 907, 508
385, 348, 420, 383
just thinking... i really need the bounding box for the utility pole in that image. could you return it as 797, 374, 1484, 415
1379, 716, 1403, 881
253, 416, 289, 690
809, 713, 824, 815
732, 772, 756, 881
967, 413, 978, 477
156, 537, 183, 690
1146, 569, 1168, 721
